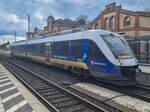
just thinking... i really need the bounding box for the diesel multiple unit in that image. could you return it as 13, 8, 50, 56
11, 29, 141, 85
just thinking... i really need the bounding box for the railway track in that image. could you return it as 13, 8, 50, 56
136, 72, 150, 89
136, 82, 150, 91
0, 56, 121, 112
8, 55, 150, 104
91, 79, 150, 103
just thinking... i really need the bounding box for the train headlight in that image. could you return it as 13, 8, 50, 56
119, 56, 129, 59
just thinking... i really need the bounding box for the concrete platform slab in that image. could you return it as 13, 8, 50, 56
71, 82, 150, 112
139, 66, 150, 73
0, 64, 50, 112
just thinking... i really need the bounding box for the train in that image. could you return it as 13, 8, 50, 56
10, 29, 141, 85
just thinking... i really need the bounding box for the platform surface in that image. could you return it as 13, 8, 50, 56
139, 66, 150, 73
0, 64, 50, 112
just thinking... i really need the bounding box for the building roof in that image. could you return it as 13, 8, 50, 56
53, 18, 83, 27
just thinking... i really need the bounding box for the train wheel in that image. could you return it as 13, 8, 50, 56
81, 70, 91, 80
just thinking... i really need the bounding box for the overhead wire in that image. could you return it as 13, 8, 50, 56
74, 0, 114, 15
7, 0, 114, 34
6, 0, 37, 35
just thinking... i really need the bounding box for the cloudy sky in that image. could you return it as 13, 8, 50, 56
0, 0, 150, 37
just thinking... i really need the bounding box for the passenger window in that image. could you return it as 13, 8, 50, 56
88, 40, 104, 58
71, 40, 82, 57
53, 42, 60, 56
61, 41, 69, 56
39, 43, 45, 56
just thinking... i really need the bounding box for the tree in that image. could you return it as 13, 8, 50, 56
75, 15, 90, 25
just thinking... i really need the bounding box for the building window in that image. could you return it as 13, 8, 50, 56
95, 23, 99, 29
124, 16, 130, 27
104, 18, 109, 30
110, 16, 115, 29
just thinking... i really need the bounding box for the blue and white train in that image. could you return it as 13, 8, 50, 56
11, 29, 141, 85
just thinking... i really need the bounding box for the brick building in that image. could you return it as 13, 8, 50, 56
27, 16, 84, 39
90, 3, 150, 37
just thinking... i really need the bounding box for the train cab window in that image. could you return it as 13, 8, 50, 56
102, 34, 134, 58
61, 41, 69, 56
88, 40, 104, 58
71, 40, 82, 58
53, 42, 60, 56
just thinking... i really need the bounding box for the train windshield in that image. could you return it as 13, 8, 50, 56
101, 34, 134, 59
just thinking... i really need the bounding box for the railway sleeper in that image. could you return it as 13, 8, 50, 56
50, 97, 72, 104
35, 88, 56, 93
40, 90, 60, 96
32, 85, 50, 90
45, 93, 65, 100
54, 99, 79, 109
58, 103, 86, 112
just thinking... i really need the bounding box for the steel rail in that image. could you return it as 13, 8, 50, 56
1, 56, 109, 112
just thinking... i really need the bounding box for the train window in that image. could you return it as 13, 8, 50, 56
148, 41, 150, 59
30, 44, 37, 55
36, 44, 40, 56
88, 40, 104, 58
102, 34, 134, 58
38, 43, 45, 56
71, 40, 82, 57
31, 44, 34, 54
35, 44, 39, 55
29, 44, 33, 55
14, 44, 27, 54
53, 42, 60, 56
61, 41, 69, 56
29, 44, 32, 54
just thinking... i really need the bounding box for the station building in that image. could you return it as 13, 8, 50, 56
90, 3, 150, 37
27, 16, 84, 39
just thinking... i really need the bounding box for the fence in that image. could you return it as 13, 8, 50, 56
127, 35, 150, 63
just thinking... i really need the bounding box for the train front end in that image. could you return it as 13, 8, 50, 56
88, 31, 141, 85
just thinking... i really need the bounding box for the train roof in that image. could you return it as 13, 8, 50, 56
11, 29, 117, 46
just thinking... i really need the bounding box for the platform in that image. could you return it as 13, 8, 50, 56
71, 82, 150, 112
139, 66, 150, 73
0, 64, 50, 112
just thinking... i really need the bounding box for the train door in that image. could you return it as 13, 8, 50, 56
86, 40, 107, 77
45, 43, 50, 63
83, 39, 88, 65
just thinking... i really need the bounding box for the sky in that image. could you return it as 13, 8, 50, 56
0, 0, 150, 37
